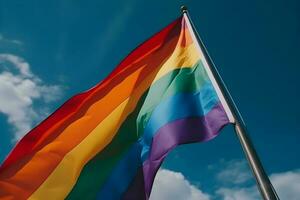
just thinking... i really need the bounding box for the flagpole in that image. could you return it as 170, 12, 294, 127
180, 6, 279, 200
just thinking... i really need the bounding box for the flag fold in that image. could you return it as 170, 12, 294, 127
0, 15, 233, 200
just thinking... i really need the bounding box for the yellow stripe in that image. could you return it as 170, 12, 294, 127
29, 42, 200, 200
152, 44, 199, 83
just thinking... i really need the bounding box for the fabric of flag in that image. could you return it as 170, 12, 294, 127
0, 14, 234, 200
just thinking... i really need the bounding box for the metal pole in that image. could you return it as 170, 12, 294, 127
180, 5, 279, 200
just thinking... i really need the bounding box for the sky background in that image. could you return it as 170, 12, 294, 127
0, 0, 299, 199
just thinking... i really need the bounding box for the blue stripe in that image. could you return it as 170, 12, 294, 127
96, 81, 220, 199
96, 143, 142, 200
139, 82, 218, 162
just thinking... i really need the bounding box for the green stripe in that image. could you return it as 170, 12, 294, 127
66, 60, 209, 199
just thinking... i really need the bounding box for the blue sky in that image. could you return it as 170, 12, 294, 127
0, 0, 299, 199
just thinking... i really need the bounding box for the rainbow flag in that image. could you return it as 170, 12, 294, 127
0, 15, 234, 199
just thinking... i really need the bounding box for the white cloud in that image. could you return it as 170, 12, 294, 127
0, 54, 32, 77
150, 169, 211, 200
148, 160, 300, 200
271, 169, 300, 200
214, 159, 300, 200
0, 54, 63, 140
216, 186, 259, 200
216, 159, 252, 184
216, 169, 300, 200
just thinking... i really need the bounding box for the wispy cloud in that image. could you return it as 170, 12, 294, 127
95, 0, 137, 62
151, 169, 211, 200
0, 54, 63, 140
271, 169, 300, 200
212, 159, 300, 200
216, 187, 260, 200
216, 186, 259, 200
152, 160, 300, 200
0, 34, 23, 46
215, 159, 252, 185
216, 169, 300, 200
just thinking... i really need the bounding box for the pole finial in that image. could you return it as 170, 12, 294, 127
180, 5, 188, 14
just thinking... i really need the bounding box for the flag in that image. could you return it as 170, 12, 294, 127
0, 14, 234, 200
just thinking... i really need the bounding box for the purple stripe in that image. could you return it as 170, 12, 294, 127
123, 103, 230, 199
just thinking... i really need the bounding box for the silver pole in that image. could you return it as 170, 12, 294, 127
180, 6, 279, 200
